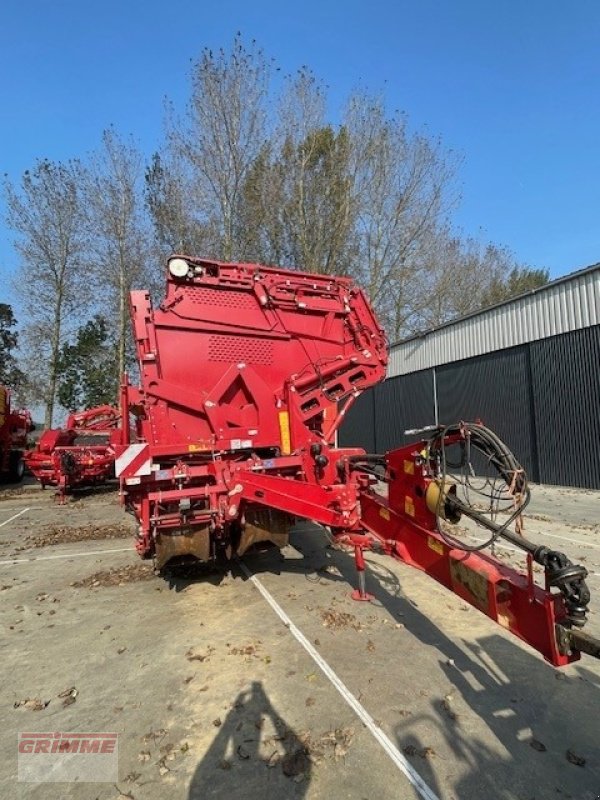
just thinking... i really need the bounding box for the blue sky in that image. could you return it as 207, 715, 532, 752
1, 0, 599, 297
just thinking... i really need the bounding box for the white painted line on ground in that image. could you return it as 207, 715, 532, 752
467, 533, 600, 558
464, 537, 518, 554
239, 562, 440, 800
0, 547, 132, 566
462, 538, 600, 588
0, 507, 30, 529
526, 529, 600, 550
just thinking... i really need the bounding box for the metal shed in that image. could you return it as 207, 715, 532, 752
341, 262, 600, 488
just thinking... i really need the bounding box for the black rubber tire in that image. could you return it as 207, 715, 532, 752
8, 452, 25, 483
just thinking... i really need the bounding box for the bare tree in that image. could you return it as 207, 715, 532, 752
82, 128, 152, 383
150, 37, 532, 337
145, 149, 215, 257
4, 159, 88, 426
277, 70, 355, 273
238, 69, 355, 272
344, 93, 460, 339
169, 35, 271, 260
399, 234, 542, 336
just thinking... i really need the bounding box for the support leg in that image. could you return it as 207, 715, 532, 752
55, 475, 67, 505
351, 544, 374, 601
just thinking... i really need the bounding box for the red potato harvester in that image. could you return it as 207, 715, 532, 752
115, 255, 600, 668
25, 405, 120, 502
0, 384, 33, 482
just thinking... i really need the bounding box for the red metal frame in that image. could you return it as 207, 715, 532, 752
0, 385, 32, 479
25, 405, 120, 502
118, 256, 596, 668
65, 405, 120, 432
119, 255, 388, 553
353, 441, 574, 666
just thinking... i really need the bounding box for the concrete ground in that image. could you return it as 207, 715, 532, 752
1, 480, 599, 800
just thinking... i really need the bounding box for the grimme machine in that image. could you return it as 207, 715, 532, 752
0, 384, 33, 482
26, 404, 120, 501
116, 255, 600, 668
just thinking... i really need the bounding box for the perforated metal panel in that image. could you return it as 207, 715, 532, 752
187, 286, 256, 308
208, 335, 274, 364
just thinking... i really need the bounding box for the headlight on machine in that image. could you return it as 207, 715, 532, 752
168, 257, 190, 278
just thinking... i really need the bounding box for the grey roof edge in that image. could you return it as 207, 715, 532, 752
391, 260, 600, 349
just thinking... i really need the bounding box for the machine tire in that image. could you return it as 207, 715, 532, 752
9, 452, 25, 483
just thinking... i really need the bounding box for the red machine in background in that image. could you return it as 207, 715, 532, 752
0, 384, 33, 482
25, 404, 120, 502
117, 255, 600, 668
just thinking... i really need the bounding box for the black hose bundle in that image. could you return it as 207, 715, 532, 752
346, 454, 387, 481
348, 423, 592, 631
429, 422, 530, 552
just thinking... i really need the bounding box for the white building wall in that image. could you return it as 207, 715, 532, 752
389, 264, 600, 377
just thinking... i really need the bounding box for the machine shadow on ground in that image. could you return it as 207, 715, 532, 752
4, 480, 120, 502
55, 481, 120, 500
164, 566, 229, 591
249, 525, 600, 799
187, 680, 311, 800
153, 521, 600, 798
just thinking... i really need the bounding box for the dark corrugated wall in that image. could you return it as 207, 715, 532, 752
436, 347, 538, 481
340, 391, 376, 453
339, 371, 434, 452
340, 325, 600, 488
529, 326, 600, 489
372, 369, 436, 451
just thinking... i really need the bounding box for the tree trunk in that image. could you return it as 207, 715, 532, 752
45, 296, 63, 428
118, 255, 126, 382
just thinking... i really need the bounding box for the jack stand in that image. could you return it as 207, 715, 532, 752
55, 477, 68, 505
351, 544, 374, 601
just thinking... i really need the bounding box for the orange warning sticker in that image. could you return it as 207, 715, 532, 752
427, 536, 444, 555
278, 411, 291, 455
188, 442, 211, 452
